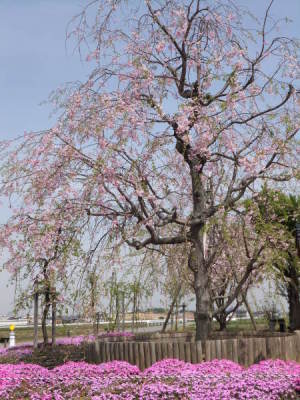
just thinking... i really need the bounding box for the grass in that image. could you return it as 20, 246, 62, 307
0, 323, 101, 344
221, 318, 268, 332
0, 318, 273, 344
180, 318, 270, 333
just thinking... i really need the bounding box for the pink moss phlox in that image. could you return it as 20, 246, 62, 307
0, 359, 299, 399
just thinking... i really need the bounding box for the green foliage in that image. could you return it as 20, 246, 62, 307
250, 185, 300, 281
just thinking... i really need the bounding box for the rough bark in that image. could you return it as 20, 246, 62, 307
189, 240, 212, 340
193, 264, 212, 340
287, 263, 300, 330
216, 313, 227, 331
33, 291, 39, 349
51, 297, 56, 346
189, 167, 212, 341
41, 288, 51, 345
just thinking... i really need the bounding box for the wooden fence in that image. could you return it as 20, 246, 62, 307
85, 331, 300, 370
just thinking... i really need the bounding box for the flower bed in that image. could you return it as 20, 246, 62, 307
0, 332, 134, 366
0, 359, 299, 399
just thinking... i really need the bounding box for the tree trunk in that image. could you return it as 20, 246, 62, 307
161, 284, 181, 333
51, 298, 56, 346
175, 301, 178, 331
194, 268, 212, 340
190, 243, 212, 341
42, 289, 51, 345
216, 313, 227, 331
242, 293, 257, 331
121, 292, 125, 332
115, 292, 120, 331
189, 166, 212, 341
33, 291, 39, 349
287, 263, 300, 330
131, 291, 136, 332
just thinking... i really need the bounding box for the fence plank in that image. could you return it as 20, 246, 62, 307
280, 337, 287, 361
196, 341, 203, 363
155, 342, 162, 361
269, 337, 277, 360
285, 336, 292, 361
119, 342, 124, 361
167, 342, 173, 360
179, 342, 185, 361
85, 343, 91, 363
173, 341, 179, 361
211, 340, 217, 360
191, 342, 197, 364
109, 342, 114, 361
139, 343, 145, 370
161, 342, 167, 360
295, 331, 300, 362
204, 340, 211, 361
185, 343, 191, 363
238, 338, 247, 366
247, 338, 254, 366
232, 339, 238, 363
103, 342, 108, 362
253, 338, 266, 363
216, 340, 222, 359
133, 342, 139, 366
100, 342, 105, 363
113, 342, 118, 360
292, 335, 298, 361
150, 342, 156, 365
128, 342, 134, 365
225, 339, 233, 361
221, 339, 227, 360
144, 342, 151, 369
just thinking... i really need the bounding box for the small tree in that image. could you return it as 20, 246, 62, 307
0, 208, 82, 345
254, 188, 300, 330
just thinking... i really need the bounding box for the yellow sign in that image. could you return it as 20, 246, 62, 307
9, 325, 15, 331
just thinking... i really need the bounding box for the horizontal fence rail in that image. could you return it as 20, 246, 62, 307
85, 331, 300, 370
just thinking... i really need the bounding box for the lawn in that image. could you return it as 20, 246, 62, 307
0, 323, 100, 344
0, 318, 273, 345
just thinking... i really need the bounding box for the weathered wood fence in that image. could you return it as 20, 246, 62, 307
85, 331, 300, 370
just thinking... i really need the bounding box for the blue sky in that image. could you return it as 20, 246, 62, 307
0, 0, 299, 314
0, 0, 90, 140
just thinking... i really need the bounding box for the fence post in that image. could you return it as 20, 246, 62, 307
139, 342, 145, 370
196, 341, 203, 363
